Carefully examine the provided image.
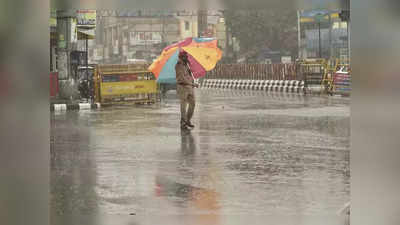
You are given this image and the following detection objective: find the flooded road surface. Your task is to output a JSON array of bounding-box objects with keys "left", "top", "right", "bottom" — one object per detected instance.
[{"left": 51, "top": 90, "right": 350, "bottom": 225}]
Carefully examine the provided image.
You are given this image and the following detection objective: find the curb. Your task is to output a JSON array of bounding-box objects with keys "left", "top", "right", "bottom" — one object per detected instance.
[
  {"left": 51, "top": 103, "right": 101, "bottom": 112},
  {"left": 201, "top": 79, "right": 305, "bottom": 93}
]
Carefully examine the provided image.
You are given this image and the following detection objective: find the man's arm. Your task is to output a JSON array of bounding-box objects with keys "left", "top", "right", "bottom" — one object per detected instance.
[{"left": 185, "top": 65, "right": 199, "bottom": 87}]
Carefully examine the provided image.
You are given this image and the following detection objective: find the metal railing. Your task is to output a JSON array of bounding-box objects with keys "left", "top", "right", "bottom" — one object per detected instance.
[{"left": 207, "top": 63, "right": 299, "bottom": 80}]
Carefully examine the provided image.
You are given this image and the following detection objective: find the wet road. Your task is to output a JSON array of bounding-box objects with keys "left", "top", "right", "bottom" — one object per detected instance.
[{"left": 51, "top": 89, "right": 350, "bottom": 225}]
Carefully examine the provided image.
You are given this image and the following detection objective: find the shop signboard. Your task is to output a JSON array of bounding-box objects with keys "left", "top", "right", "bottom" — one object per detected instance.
[{"left": 76, "top": 10, "right": 96, "bottom": 28}]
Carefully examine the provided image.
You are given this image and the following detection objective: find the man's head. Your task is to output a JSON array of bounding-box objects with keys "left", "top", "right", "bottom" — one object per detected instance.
[{"left": 179, "top": 51, "right": 189, "bottom": 64}]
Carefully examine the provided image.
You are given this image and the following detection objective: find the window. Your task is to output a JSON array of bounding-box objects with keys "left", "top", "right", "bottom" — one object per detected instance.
[{"left": 185, "top": 21, "right": 190, "bottom": 31}]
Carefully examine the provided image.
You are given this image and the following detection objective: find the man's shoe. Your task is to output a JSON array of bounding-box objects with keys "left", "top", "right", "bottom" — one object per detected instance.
[
  {"left": 186, "top": 121, "right": 195, "bottom": 128},
  {"left": 181, "top": 124, "right": 189, "bottom": 130}
]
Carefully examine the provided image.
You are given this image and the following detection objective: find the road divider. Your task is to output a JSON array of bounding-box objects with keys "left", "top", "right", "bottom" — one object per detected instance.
[{"left": 201, "top": 79, "right": 305, "bottom": 93}]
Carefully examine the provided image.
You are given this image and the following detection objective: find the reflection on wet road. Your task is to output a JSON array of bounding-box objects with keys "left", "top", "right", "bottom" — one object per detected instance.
[{"left": 51, "top": 89, "right": 350, "bottom": 225}]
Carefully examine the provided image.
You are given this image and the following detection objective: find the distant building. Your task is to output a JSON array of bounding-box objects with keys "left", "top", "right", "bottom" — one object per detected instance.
[{"left": 92, "top": 10, "right": 198, "bottom": 64}]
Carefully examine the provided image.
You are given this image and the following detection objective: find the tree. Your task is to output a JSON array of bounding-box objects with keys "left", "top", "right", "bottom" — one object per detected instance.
[{"left": 223, "top": 10, "right": 298, "bottom": 62}]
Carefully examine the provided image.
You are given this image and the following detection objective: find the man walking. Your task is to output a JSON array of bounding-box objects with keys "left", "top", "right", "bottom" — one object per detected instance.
[{"left": 175, "top": 51, "right": 198, "bottom": 130}]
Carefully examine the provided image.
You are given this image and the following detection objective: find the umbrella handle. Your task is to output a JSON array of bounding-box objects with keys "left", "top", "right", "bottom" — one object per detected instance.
[
  {"left": 186, "top": 64, "right": 198, "bottom": 87},
  {"left": 187, "top": 64, "right": 195, "bottom": 81},
  {"left": 190, "top": 70, "right": 195, "bottom": 81}
]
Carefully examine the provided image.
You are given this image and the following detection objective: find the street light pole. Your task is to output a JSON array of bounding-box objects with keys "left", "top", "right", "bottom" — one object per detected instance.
[
  {"left": 328, "top": 13, "right": 332, "bottom": 59},
  {"left": 314, "top": 12, "right": 325, "bottom": 59},
  {"left": 297, "top": 10, "right": 301, "bottom": 59},
  {"left": 86, "top": 35, "right": 88, "bottom": 80},
  {"left": 346, "top": 16, "right": 350, "bottom": 63},
  {"left": 318, "top": 21, "right": 321, "bottom": 58}
]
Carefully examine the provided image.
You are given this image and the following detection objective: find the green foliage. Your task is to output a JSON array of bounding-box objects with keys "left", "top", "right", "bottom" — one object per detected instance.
[{"left": 223, "top": 10, "right": 298, "bottom": 60}]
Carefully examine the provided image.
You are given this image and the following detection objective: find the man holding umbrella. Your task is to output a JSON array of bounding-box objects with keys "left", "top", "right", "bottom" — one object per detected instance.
[
  {"left": 175, "top": 51, "right": 199, "bottom": 130},
  {"left": 148, "top": 38, "right": 222, "bottom": 129}
]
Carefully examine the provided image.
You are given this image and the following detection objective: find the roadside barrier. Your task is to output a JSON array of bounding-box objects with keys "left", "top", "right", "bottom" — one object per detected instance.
[{"left": 51, "top": 103, "right": 101, "bottom": 112}]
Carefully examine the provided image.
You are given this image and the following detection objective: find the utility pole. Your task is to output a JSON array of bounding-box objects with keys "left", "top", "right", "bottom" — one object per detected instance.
[
  {"left": 314, "top": 13, "right": 326, "bottom": 59},
  {"left": 328, "top": 13, "right": 332, "bottom": 59},
  {"left": 297, "top": 10, "right": 301, "bottom": 59},
  {"left": 318, "top": 21, "right": 321, "bottom": 58},
  {"left": 348, "top": 21, "right": 350, "bottom": 63},
  {"left": 85, "top": 35, "right": 88, "bottom": 79}
]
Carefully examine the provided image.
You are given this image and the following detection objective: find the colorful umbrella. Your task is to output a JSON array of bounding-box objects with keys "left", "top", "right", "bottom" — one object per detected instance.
[{"left": 148, "top": 37, "right": 223, "bottom": 84}]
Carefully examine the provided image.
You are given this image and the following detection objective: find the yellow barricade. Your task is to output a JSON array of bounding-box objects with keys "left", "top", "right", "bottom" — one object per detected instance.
[
  {"left": 93, "top": 64, "right": 159, "bottom": 104},
  {"left": 100, "top": 80, "right": 157, "bottom": 97}
]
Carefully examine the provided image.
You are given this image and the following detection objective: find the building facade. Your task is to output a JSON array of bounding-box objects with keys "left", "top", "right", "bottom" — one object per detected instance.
[{"left": 92, "top": 10, "right": 198, "bottom": 64}]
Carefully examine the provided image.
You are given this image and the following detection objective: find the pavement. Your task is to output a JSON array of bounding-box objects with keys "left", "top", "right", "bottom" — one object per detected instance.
[{"left": 50, "top": 89, "right": 350, "bottom": 225}]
